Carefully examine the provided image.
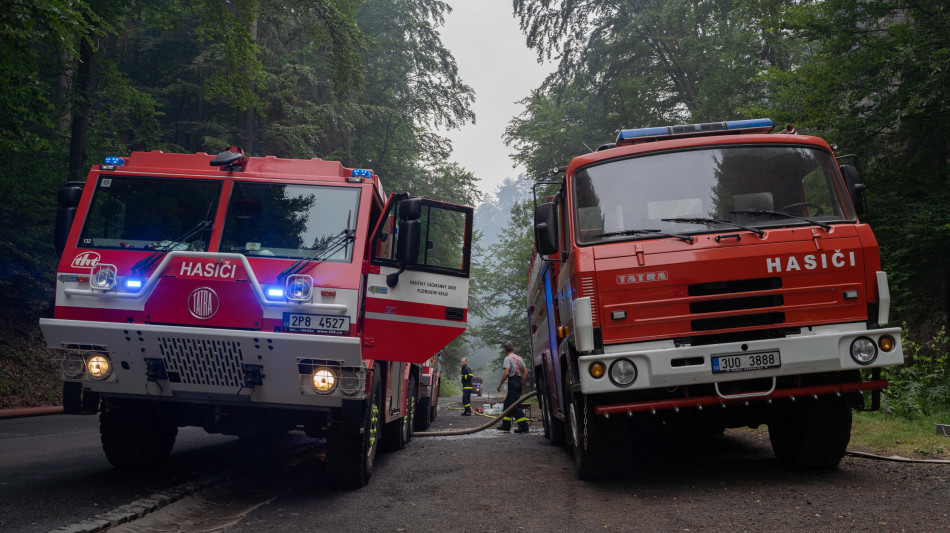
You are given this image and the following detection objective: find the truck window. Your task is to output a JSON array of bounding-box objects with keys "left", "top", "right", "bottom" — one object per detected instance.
[
  {"left": 79, "top": 176, "right": 221, "bottom": 251},
  {"left": 573, "top": 145, "right": 854, "bottom": 245},
  {"left": 220, "top": 182, "right": 360, "bottom": 260},
  {"left": 372, "top": 199, "right": 472, "bottom": 277}
]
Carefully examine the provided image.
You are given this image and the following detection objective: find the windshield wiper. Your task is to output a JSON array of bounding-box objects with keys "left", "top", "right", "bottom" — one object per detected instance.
[
  {"left": 661, "top": 217, "right": 764, "bottom": 237},
  {"left": 132, "top": 220, "right": 213, "bottom": 274},
  {"left": 596, "top": 228, "right": 694, "bottom": 244},
  {"left": 278, "top": 227, "right": 356, "bottom": 281},
  {"left": 728, "top": 209, "right": 831, "bottom": 231}
]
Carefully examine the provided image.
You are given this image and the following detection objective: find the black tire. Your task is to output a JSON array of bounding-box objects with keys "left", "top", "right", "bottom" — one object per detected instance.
[
  {"left": 382, "top": 374, "right": 415, "bottom": 451},
  {"left": 414, "top": 397, "right": 431, "bottom": 431},
  {"left": 768, "top": 395, "right": 852, "bottom": 470},
  {"left": 566, "top": 387, "right": 632, "bottom": 481},
  {"left": 327, "top": 364, "right": 382, "bottom": 489},
  {"left": 100, "top": 403, "right": 177, "bottom": 470}
]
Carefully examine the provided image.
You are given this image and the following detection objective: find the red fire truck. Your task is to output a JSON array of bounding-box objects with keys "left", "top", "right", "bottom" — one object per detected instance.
[
  {"left": 40, "top": 147, "right": 472, "bottom": 488},
  {"left": 527, "top": 119, "right": 903, "bottom": 480}
]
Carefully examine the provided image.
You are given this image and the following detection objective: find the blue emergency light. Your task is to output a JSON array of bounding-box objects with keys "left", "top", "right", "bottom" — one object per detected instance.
[
  {"left": 264, "top": 286, "right": 286, "bottom": 301},
  {"left": 124, "top": 278, "right": 144, "bottom": 292},
  {"left": 104, "top": 157, "right": 126, "bottom": 166},
  {"left": 352, "top": 169, "right": 372, "bottom": 178},
  {"left": 616, "top": 118, "right": 775, "bottom": 145}
]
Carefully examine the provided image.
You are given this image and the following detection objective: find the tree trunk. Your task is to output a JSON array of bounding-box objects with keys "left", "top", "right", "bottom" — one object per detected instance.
[
  {"left": 243, "top": 17, "right": 258, "bottom": 154},
  {"left": 67, "top": 37, "right": 95, "bottom": 181}
]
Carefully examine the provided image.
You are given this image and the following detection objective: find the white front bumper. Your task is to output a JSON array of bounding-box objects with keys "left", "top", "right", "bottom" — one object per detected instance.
[
  {"left": 578, "top": 323, "right": 903, "bottom": 394},
  {"left": 40, "top": 318, "right": 366, "bottom": 407}
]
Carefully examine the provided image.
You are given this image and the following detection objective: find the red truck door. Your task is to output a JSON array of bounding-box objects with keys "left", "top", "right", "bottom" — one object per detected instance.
[{"left": 361, "top": 195, "right": 473, "bottom": 363}]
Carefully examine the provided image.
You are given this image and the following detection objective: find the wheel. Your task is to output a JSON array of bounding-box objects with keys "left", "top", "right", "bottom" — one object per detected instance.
[
  {"left": 538, "top": 375, "right": 565, "bottom": 445},
  {"left": 768, "top": 395, "right": 852, "bottom": 470},
  {"left": 100, "top": 402, "right": 177, "bottom": 470},
  {"left": 327, "top": 364, "right": 382, "bottom": 488},
  {"left": 566, "top": 387, "right": 632, "bottom": 480},
  {"left": 382, "top": 374, "right": 415, "bottom": 451},
  {"left": 780, "top": 202, "right": 824, "bottom": 216},
  {"left": 414, "top": 397, "right": 431, "bottom": 431}
]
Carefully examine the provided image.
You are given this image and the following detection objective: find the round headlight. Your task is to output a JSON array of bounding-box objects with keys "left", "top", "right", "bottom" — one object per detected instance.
[
  {"left": 312, "top": 368, "right": 337, "bottom": 394},
  {"left": 339, "top": 372, "right": 363, "bottom": 396},
  {"left": 86, "top": 354, "right": 112, "bottom": 379},
  {"left": 62, "top": 353, "right": 85, "bottom": 379},
  {"left": 850, "top": 337, "right": 878, "bottom": 365},
  {"left": 588, "top": 362, "right": 606, "bottom": 379},
  {"left": 609, "top": 358, "right": 638, "bottom": 387}
]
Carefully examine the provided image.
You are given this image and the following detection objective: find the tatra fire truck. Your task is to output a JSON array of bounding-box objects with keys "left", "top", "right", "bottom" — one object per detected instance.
[
  {"left": 527, "top": 119, "right": 903, "bottom": 480},
  {"left": 40, "top": 147, "right": 472, "bottom": 488}
]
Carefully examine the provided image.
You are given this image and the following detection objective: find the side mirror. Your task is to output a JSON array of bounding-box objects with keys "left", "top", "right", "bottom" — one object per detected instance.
[
  {"left": 54, "top": 181, "right": 84, "bottom": 255},
  {"left": 399, "top": 197, "right": 422, "bottom": 221},
  {"left": 840, "top": 165, "right": 866, "bottom": 217},
  {"left": 534, "top": 202, "right": 558, "bottom": 256},
  {"left": 388, "top": 197, "right": 423, "bottom": 287}
]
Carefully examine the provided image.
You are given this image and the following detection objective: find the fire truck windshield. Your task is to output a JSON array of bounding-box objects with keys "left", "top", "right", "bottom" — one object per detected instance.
[
  {"left": 573, "top": 145, "right": 854, "bottom": 244},
  {"left": 79, "top": 175, "right": 221, "bottom": 251},
  {"left": 220, "top": 182, "right": 359, "bottom": 261}
]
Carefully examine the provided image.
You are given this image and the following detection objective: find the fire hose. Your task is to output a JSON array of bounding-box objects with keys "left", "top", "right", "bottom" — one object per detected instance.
[
  {"left": 414, "top": 390, "right": 950, "bottom": 464},
  {"left": 415, "top": 390, "right": 537, "bottom": 437}
]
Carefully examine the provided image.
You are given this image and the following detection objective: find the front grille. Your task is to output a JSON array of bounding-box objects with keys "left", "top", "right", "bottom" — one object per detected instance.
[
  {"left": 580, "top": 276, "right": 598, "bottom": 323},
  {"left": 157, "top": 337, "right": 246, "bottom": 387},
  {"left": 688, "top": 277, "right": 781, "bottom": 296},
  {"left": 692, "top": 311, "right": 785, "bottom": 332},
  {"left": 690, "top": 294, "right": 783, "bottom": 314}
]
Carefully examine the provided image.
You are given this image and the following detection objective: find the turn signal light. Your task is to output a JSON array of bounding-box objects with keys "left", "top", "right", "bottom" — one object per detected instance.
[
  {"left": 589, "top": 362, "right": 606, "bottom": 379},
  {"left": 879, "top": 335, "right": 895, "bottom": 352}
]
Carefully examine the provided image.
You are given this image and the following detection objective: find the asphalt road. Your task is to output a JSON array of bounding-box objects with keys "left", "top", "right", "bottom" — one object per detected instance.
[{"left": 2, "top": 395, "right": 949, "bottom": 532}]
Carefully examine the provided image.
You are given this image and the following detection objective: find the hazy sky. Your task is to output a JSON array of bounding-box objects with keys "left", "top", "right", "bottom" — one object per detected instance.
[{"left": 437, "top": 0, "right": 554, "bottom": 196}]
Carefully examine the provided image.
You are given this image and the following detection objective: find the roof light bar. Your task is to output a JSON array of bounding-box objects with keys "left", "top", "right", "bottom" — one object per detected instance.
[
  {"left": 352, "top": 169, "right": 372, "bottom": 178},
  {"left": 616, "top": 119, "right": 775, "bottom": 145},
  {"left": 104, "top": 157, "right": 125, "bottom": 166}
]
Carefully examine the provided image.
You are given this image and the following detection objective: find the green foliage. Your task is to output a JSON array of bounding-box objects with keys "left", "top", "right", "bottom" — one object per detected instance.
[{"left": 883, "top": 326, "right": 950, "bottom": 418}]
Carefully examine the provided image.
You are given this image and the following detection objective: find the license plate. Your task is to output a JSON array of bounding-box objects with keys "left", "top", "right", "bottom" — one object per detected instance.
[
  {"left": 711, "top": 351, "right": 781, "bottom": 373},
  {"left": 283, "top": 313, "right": 350, "bottom": 335}
]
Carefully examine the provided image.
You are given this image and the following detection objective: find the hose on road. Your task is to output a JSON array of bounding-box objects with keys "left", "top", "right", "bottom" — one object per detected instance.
[
  {"left": 415, "top": 391, "right": 950, "bottom": 464},
  {"left": 415, "top": 390, "right": 537, "bottom": 437}
]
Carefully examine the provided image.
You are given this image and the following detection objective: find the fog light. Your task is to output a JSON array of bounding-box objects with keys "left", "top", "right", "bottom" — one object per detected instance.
[
  {"left": 86, "top": 354, "right": 112, "bottom": 379},
  {"left": 850, "top": 337, "right": 878, "bottom": 365},
  {"left": 609, "top": 358, "right": 638, "bottom": 387},
  {"left": 589, "top": 362, "right": 606, "bottom": 379},
  {"left": 339, "top": 372, "right": 363, "bottom": 396},
  {"left": 312, "top": 367, "right": 337, "bottom": 394},
  {"left": 62, "top": 352, "right": 85, "bottom": 379},
  {"left": 878, "top": 334, "right": 895, "bottom": 352}
]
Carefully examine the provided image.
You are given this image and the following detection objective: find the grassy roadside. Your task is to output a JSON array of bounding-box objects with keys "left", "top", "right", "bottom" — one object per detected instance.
[{"left": 741, "top": 410, "right": 950, "bottom": 460}]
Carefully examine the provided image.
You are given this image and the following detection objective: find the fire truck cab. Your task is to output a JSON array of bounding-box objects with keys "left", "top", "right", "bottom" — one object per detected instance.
[
  {"left": 528, "top": 119, "right": 903, "bottom": 480},
  {"left": 40, "top": 147, "right": 473, "bottom": 488}
]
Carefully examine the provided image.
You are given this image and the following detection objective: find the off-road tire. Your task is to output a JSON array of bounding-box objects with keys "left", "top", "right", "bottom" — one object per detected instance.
[
  {"left": 414, "top": 397, "right": 431, "bottom": 431},
  {"left": 100, "top": 403, "right": 177, "bottom": 470},
  {"left": 538, "top": 375, "right": 565, "bottom": 445},
  {"left": 327, "top": 364, "right": 381, "bottom": 489},
  {"left": 567, "top": 387, "right": 632, "bottom": 480},
  {"left": 768, "top": 395, "right": 852, "bottom": 470}
]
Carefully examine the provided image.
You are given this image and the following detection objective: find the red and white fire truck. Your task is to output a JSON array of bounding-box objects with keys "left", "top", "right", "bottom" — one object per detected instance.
[
  {"left": 527, "top": 119, "right": 903, "bottom": 480},
  {"left": 40, "top": 147, "right": 472, "bottom": 488}
]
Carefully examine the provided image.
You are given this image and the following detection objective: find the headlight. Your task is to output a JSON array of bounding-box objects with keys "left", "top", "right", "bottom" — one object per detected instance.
[
  {"left": 850, "top": 337, "right": 878, "bottom": 365},
  {"left": 609, "top": 358, "right": 638, "bottom": 387},
  {"left": 287, "top": 275, "right": 313, "bottom": 301},
  {"left": 61, "top": 352, "right": 85, "bottom": 379},
  {"left": 588, "top": 362, "right": 606, "bottom": 379},
  {"left": 90, "top": 264, "right": 117, "bottom": 290},
  {"left": 86, "top": 354, "right": 112, "bottom": 379},
  {"left": 312, "top": 367, "right": 337, "bottom": 394}
]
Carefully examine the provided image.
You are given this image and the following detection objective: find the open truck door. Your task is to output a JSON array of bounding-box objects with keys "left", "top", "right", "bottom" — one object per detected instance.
[{"left": 362, "top": 194, "right": 473, "bottom": 363}]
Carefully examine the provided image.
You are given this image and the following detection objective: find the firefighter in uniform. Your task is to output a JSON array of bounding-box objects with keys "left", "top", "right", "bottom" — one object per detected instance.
[
  {"left": 496, "top": 342, "right": 529, "bottom": 433},
  {"left": 460, "top": 357, "right": 473, "bottom": 416}
]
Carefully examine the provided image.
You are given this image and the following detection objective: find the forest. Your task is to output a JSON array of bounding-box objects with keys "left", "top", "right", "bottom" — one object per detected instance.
[{"left": 1, "top": 0, "right": 947, "bottom": 416}]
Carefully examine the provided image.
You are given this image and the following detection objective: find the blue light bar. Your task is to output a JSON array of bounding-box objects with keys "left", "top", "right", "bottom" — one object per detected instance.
[
  {"left": 352, "top": 169, "right": 372, "bottom": 178},
  {"left": 616, "top": 119, "right": 775, "bottom": 145},
  {"left": 265, "top": 286, "right": 285, "bottom": 301},
  {"left": 104, "top": 157, "right": 126, "bottom": 166},
  {"left": 124, "top": 278, "right": 144, "bottom": 292}
]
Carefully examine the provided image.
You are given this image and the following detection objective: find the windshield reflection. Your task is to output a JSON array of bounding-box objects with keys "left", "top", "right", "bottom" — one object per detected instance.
[
  {"left": 573, "top": 145, "right": 853, "bottom": 244},
  {"left": 220, "top": 182, "right": 359, "bottom": 261}
]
